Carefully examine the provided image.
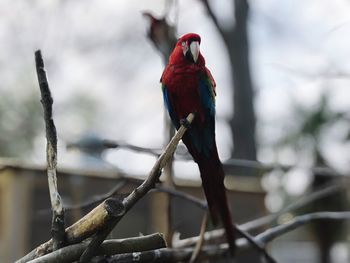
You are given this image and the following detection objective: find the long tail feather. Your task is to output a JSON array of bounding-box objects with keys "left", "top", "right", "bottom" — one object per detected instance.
[{"left": 197, "top": 148, "right": 236, "bottom": 255}]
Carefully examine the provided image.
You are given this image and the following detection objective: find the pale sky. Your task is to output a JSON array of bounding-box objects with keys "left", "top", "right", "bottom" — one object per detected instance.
[{"left": 1, "top": 0, "right": 349, "bottom": 180}]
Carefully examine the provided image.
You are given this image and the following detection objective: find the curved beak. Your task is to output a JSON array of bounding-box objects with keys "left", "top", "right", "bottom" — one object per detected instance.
[{"left": 190, "top": 41, "right": 200, "bottom": 63}]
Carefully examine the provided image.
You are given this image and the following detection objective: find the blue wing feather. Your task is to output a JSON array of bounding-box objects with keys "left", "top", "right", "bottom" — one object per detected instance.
[
  {"left": 162, "top": 73, "right": 216, "bottom": 158},
  {"left": 162, "top": 84, "right": 180, "bottom": 129},
  {"left": 188, "top": 74, "right": 216, "bottom": 157}
]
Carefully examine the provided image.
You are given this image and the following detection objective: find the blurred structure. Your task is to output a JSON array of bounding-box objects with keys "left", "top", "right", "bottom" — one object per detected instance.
[
  {"left": 143, "top": 12, "right": 177, "bottom": 64},
  {"left": 66, "top": 133, "right": 118, "bottom": 165},
  {"left": 0, "top": 158, "right": 265, "bottom": 263},
  {"left": 201, "top": 0, "right": 257, "bottom": 160},
  {"left": 0, "top": 89, "right": 41, "bottom": 157}
]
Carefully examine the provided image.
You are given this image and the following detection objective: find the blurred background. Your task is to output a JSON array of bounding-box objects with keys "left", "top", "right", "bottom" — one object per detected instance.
[{"left": 0, "top": 0, "right": 350, "bottom": 262}]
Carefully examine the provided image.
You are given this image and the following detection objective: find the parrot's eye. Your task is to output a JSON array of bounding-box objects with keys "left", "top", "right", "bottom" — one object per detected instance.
[{"left": 181, "top": 41, "right": 186, "bottom": 46}]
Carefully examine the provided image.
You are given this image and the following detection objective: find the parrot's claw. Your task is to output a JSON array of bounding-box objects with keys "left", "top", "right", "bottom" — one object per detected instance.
[{"left": 180, "top": 118, "right": 191, "bottom": 129}]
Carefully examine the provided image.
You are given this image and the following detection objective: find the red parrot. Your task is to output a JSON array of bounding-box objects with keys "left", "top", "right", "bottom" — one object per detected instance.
[{"left": 160, "top": 33, "right": 235, "bottom": 254}]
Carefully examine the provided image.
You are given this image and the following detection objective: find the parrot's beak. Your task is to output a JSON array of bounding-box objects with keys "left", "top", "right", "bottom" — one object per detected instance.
[{"left": 190, "top": 41, "right": 200, "bottom": 63}]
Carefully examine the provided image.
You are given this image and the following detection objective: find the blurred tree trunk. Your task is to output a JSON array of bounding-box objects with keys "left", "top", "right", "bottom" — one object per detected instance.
[
  {"left": 143, "top": 13, "right": 177, "bottom": 245},
  {"left": 203, "top": 0, "right": 257, "bottom": 160},
  {"left": 230, "top": 0, "right": 256, "bottom": 160},
  {"left": 311, "top": 153, "right": 347, "bottom": 263}
]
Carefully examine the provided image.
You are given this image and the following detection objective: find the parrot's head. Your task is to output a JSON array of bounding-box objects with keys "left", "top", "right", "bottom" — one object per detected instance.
[{"left": 176, "top": 33, "right": 201, "bottom": 64}]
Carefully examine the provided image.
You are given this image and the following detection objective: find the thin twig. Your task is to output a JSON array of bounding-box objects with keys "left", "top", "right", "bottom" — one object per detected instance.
[
  {"left": 78, "top": 113, "right": 195, "bottom": 262},
  {"left": 38, "top": 180, "right": 205, "bottom": 216},
  {"left": 240, "top": 182, "right": 344, "bottom": 232},
  {"left": 223, "top": 158, "right": 344, "bottom": 178},
  {"left": 234, "top": 225, "right": 276, "bottom": 263},
  {"left": 35, "top": 50, "right": 65, "bottom": 251},
  {"left": 155, "top": 185, "right": 207, "bottom": 210},
  {"left": 174, "top": 182, "right": 344, "bottom": 248},
  {"left": 63, "top": 180, "right": 127, "bottom": 211},
  {"left": 102, "top": 139, "right": 162, "bottom": 156},
  {"left": 256, "top": 211, "right": 350, "bottom": 244},
  {"left": 189, "top": 212, "right": 208, "bottom": 263}
]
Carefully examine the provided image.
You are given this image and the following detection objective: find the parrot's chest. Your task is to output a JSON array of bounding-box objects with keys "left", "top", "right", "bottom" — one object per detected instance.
[{"left": 167, "top": 73, "right": 205, "bottom": 121}]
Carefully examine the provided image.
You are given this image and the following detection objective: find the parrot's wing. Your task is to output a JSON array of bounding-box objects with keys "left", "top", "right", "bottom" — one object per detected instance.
[
  {"left": 185, "top": 72, "right": 216, "bottom": 157},
  {"left": 162, "top": 84, "right": 180, "bottom": 129},
  {"left": 199, "top": 72, "right": 216, "bottom": 119}
]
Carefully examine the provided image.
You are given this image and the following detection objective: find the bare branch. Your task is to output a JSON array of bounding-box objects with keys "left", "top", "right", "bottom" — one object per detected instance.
[
  {"left": 234, "top": 225, "right": 276, "bottom": 263},
  {"left": 240, "top": 182, "right": 344, "bottom": 232},
  {"left": 28, "top": 233, "right": 166, "bottom": 263},
  {"left": 92, "top": 244, "right": 229, "bottom": 263},
  {"left": 155, "top": 185, "right": 207, "bottom": 210},
  {"left": 35, "top": 50, "right": 65, "bottom": 251},
  {"left": 102, "top": 139, "right": 162, "bottom": 156},
  {"left": 223, "top": 158, "right": 344, "bottom": 178},
  {"left": 18, "top": 113, "right": 195, "bottom": 263},
  {"left": 256, "top": 211, "right": 350, "bottom": 244},
  {"left": 174, "top": 182, "right": 344, "bottom": 248},
  {"left": 79, "top": 113, "right": 195, "bottom": 262},
  {"left": 92, "top": 211, "right": 350, "bottom": 263},
  {"left": 39, "top": 179, "right": 205, "bottom": 215},
  {"left": 189, "top": 212, "right": 208, "bottom": 263},
  {"left": 200, "top": 0, "right": 228, "bottom": 40},
  {"left": 64, "top": 180, "right": 127, "bottom": 211}
]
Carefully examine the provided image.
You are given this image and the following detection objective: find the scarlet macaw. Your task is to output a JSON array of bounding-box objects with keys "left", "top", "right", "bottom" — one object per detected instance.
[{"left": 161, "top": 33, "right": 235, "bottom": 254}]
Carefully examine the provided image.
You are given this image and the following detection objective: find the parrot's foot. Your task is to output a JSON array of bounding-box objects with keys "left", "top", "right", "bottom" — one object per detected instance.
[{"left": 180, "top": 118, "right": 191, "bottom": 129}]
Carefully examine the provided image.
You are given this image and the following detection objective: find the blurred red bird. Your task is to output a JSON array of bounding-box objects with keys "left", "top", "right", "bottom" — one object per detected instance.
[{"left": 161, "top": 33, "right": 235, "bottom": 254}]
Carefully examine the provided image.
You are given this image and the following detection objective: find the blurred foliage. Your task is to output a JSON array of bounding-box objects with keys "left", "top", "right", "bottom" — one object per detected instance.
[
  {"left": 0, "top": 88, "right": 99, "bottom": 158},
  {"left": 58, "top": 91, "right": 100, "bottom": 129},
  {"left": 277, "top": 92, "right": 348, "bottom": 164},
  {"left": 0, "top": 88, "right": 42, "bottom": 157},
  {"left": 277, "top": 92, "right": 349, "bottom": 263}
]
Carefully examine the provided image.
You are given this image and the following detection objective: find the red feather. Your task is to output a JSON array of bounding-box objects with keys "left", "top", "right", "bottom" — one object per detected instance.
[{"left": 161, "top": 33, "right": 235, "bottom": 255}]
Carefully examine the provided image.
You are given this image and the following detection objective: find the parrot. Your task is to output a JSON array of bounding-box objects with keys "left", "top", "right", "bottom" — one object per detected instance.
[{"left": 160, "top": 33, "right": 235, "bottom": 254}]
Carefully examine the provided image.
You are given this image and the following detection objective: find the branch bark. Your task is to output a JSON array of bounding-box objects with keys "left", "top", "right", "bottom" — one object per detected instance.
[
  {"left": 256, "top": 211, "right": 350, "bottom": 245},
  {"left": 91, "top": 245, "right": 228, "bottom": 263},
  {"left": 89, "top": 211, "right": 350, "bottom": 263},
  {"left": 79, "top": 113, "right": 195, "bottom": 262},
  {"left": 17, "top": 113, "right": 195, "bottom": 263},
  {"left": 189, "top": 212, "right": 208, "bottom": 263},
  {"left": 28, "top": 233, "right": 166, "bottom": 263},
  {"left": 174, "top": 182, "right": 344, "bottom": 248},
  {"left": 35, "top": 50, "right": 65, "bottom": 251}
]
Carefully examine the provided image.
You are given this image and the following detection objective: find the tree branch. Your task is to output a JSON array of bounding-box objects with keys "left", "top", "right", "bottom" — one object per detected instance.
[
  {"left": 240, "top": 182, "right": 344, "bottom": 232},
  {"left": 102, "top": 139, "right": 162, "bottom": 156},
  {"left": 63, "top": 180, "right": 127, "bottom": 211},
  {"left": 17, "top": 113, "right": 195, "bottom": 263},
  {"left": 256, "top": 211, "right": 350, "bottom": 244},
  {"left": 91, "top": 244, "right": 229, "bottom": 263},
  {"left": 234, "top": 225, "right": 276, "bottom": 263},
  {"left": 174, "top": 182, "right": 344, "bottom": 248},
  {"left": 38, "top": 179, "right": 205, "bottom": 215},
  {"left": 89, "top": 211, "right": 350, "bottom": 263},
  {"left": 35, "top": 50, "right": 65, "bottom": 251},
  {"left": 189, "top": 212, "right": 208, "bottom": 263},
  {"left": 79, "top": 113, "right": 195, "bottom": 262},
  {"left": 155, "top": 185, "right": 207, "bottom": 210},
  {"left": 28, "top": 233, "right": 166, "bottom": 263}
]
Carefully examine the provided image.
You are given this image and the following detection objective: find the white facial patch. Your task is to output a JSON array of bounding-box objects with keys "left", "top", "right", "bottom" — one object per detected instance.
[{"left": 182, "top": 41, "right": 188, "bottom": 56}]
